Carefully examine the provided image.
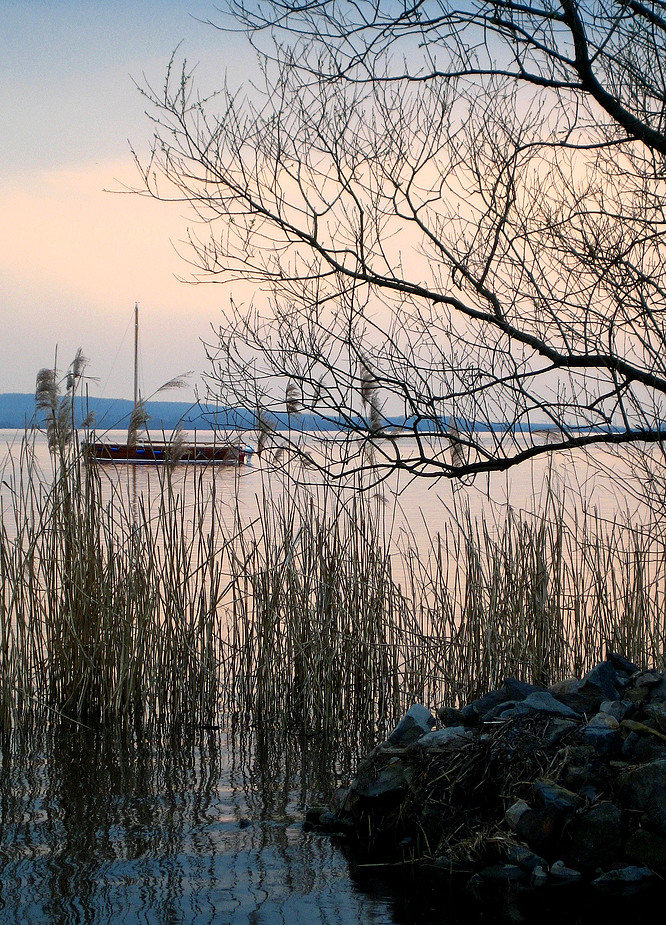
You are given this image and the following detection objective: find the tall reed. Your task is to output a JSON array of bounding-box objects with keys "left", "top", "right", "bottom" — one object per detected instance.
[
  {"left": 2, "top": 428, "right": 666, "bottom": 739},
  {"left": 0, "top": 433, "right": 225, "bottom": 728},
  {"left": 218, "top": 469, "right": 666, "bottom": 733}
]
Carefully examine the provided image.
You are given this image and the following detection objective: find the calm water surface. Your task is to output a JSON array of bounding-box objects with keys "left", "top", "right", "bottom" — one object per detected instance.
[
  {"left": 0, "top": 724, "right": 648, "bottom": 925},
  {"left": 0, "top": 430, "right": 655, "bottom": 923}
]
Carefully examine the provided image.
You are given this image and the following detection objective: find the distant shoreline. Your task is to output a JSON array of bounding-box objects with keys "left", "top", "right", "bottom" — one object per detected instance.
[{"left": 0, "top": 392, "right": 580, "bottom": 436}]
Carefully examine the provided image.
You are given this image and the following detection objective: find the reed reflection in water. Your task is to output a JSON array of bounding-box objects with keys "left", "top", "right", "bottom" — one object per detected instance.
[{"left": 0, "top": 722, "right": 392, "bottom": 924}]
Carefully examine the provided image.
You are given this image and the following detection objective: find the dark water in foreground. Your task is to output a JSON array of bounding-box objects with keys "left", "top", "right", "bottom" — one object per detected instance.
[{"left": 0, "top": 723, "right": 657, "bottom": 924}]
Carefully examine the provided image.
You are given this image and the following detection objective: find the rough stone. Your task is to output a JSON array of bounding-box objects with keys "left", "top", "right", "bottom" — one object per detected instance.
[
  {"left": 644, "top": 703, "right": 666, "bottom": 734},
  {"left": 627, "top": 685, "right": 650, "bottom": 706},
  {"left": 352, "top": 756, "right": 412, "bottom": 799},
  {"left": 387, "top": 704, "right": 435, "bottom": 746},
  {"left": 534, "top": 779, "right": 581, "bottom": 814},
  {"left": 515, "top": 807, "right": 562, "bottom": 855},
  {"left": 462, "top": 689, "right": 509, "bottom": 720},
  {"left": 592, "top": 866, "right": 655, "bottom": 892},
  {"left": 625, "top": 828, "right": 666, "bottom": 873},
  {"left": 416, "top": 726, "right": 472, "bottom": 748},
  {"left": 648, "top": 677, "right": 666, "bottom": 703},
  {"left": 541, "top": 718, "right": 578, "bottom": 748},
  {"left": 588, "top": 712, "right": 620, "bottom": 729},
  {"left": 582, "top": 661, "right": 623, "bottom": 699},
  {"left": 503, "top": 843, "right": 546, "bottom": 872},
  {"left": 635, "top": 670, "right": 661, "bottom": 689},
  {"left": 431, "top": 855, "right": 475, "bottom": 876},
  {"left": 531, "top": 865, "right": 549, "bottom": 887},
  {"left": 484, "top": 691, "right": 582, "bottom": 722},
  {"left": 549, "top": 677, "right": 579, "bottom": 695},
  {"left": 482, "top": 699, "right": 521, "bottom": 721},
  {"left": 503, "top": 678, "right": 546, "bottom": 701},
  {"left": 581, "top": 724, "right": 621, "bottom": 756},
  {"left": 437, "top": 706, "right": 468, "bottom": 727},
  {"left": 549, "top": 860, "right": 582, "bottom": 882},
  {"left": 622, "top": 731, "right": 666, "bottom": 763},
  {"left": 478, "top": 864, "right": 527, "bottom": 882},
  {"left": 551, "top": 681, "right": 609, "bottom": 716},
  {"left": 560, "top": 802, "right": 622, "bottom": 872},
  {"left": 617, "top": 759, "right": 666, "bottom": 813},
  {"left": 518, "top": 691, "right": 581, "bottom": 718},
  {"left": 505, "top": 799, "right": 531, "bottom": 831},
  {"left": 599, "top": 699, "right": 633, "bottom": 722},
  {"left": 606, "top": 651, "right": 641, "bottom": 677}
]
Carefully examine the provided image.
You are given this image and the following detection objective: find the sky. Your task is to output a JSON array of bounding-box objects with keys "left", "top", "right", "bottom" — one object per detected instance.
[{"left": 0, "top": 0, "right": 258, "bottom": 405}]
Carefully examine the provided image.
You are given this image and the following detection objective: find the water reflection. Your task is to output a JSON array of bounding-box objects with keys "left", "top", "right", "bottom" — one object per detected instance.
[{"left": 0, "top": 721, "right": 392, "bottom": 924}]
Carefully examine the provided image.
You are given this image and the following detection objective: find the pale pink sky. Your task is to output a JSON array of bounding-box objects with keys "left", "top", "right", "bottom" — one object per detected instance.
[{"left": 0, "top": 1, "right": 257, "bottom": 402}]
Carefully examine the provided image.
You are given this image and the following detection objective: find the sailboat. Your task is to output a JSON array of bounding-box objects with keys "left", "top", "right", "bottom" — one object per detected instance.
[{"left": 85, "top": 304, "right": 247, "bottom": 465}]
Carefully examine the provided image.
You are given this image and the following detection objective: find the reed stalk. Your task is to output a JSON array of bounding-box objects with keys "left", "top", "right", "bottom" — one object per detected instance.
[{"left": 2, "top": 424, "right": 666, "bottom": 740}]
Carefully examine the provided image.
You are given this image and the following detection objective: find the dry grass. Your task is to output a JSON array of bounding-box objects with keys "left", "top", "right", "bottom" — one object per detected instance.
[
  {"left": 1, "top": 427, "right": 665, "bottom": 739},
  {"left": 0, "top": 433, "right": 224, "bottom": 728}
]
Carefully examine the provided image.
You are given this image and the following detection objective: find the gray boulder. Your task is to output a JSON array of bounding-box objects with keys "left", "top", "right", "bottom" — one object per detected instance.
[
  {"left": 560, "top": 802, "right": 623, "bottom": 872},
  {"left": 351, "top": 755, "right": 412, "bottom": 799},
  {"left": 625, "top": 828, "right": 666, "bottom": 874},
  {"left": 606, "top": 651, "right": 640, "bottom": 676},
  {"left": 503, "top": 678, "right": 546, "bottom": 700},
  {"left": 550, "top": 860, "right": 582, "bottom": 882},
  {"left": 534, "top": 779, "right": 581, "bottom": 814},
  {"left": 592, "top": 866, "right": 654, "bottom": 893},
  {"left": 416, "top": 726, "right": 472, "bottom": 748},
  {"left": 617, "top": 759, "right": 666, "bottom": 832},
  {"left": 387, "top": 704, "right": 435, "bottom": 746}
]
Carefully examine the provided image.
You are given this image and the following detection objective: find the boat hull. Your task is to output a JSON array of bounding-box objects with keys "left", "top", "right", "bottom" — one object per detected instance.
[{"left": 84, "top": 442, "right": 246, "bottom": 465}]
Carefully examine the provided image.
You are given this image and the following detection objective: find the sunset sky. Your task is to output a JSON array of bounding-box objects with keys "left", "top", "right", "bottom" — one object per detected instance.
[{"left": 1, "top": 1, "right": 257, "bottom": 405}]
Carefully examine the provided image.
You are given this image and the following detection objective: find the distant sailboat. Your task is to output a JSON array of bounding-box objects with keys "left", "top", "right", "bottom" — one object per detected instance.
[{"left": 85, "top": 303, "right": 247, "bottom": 465}]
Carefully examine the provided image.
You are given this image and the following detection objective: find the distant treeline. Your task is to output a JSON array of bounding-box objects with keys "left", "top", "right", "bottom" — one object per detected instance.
[
  {"left": 1, "top": 392, "right": 572, "bottom": 435},
  {"left": 0, "top": 393, "right": 251, "bottom": 432},
  {"left": 0, "top": 393, "right": 355, "bottom": 433}
]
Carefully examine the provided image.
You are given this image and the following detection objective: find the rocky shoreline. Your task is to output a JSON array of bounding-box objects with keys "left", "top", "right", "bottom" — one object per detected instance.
[{"left": 307, "top": 653, "right": 666, "bottom": 893}]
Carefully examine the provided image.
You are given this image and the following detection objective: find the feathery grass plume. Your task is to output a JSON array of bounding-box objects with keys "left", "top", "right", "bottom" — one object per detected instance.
[
  {"left": 447, "top": 419, "right": 466, "bottom": 469},
  {"left": 128, "top": 372, "right": 191, "bottom": 447},
  {"left": 359, "top": 361, "right": 377, "bottom": 409},
  {"left": 66, "top": 348, "right": 88, "bottom": 392},
  {"left": 360, "top": 359, "right": 382, "bottom": 437},
  {"left": 165, "top": 423, "right": 187, "bottom": 465},
  {"left": 35, "top": 350, "right": 88, "bottom": 455},
  {"left": 35, "top": 367, "right": 58, "bottom": 408},
  {"left": 256, "top": 406, "right": 276, "bottom": 457},
  {"left": 285, "top": 379, "right": 301, "bottom": 415},
  {"left": 155, "top": 373, "right": 193, "bottom": 393},
  {"left": 127, "top": 398, "right": 149, "bottom": 448}
]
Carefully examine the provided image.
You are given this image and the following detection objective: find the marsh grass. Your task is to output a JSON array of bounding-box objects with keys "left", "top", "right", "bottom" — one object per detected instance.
[
  {"left": 218, "top": 467, "right": 666, "bottom": 741},
  {"left": 1, "top": 430, "right": 665, "bottom": 739},
  {"left": 0, "top": 433, "right": 224, "bottom": 728}
]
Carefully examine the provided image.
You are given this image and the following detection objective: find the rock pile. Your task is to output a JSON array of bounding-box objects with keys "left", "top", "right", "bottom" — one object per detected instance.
[{"left": 308, "top": 653, "right": 666, "bottom": 892}]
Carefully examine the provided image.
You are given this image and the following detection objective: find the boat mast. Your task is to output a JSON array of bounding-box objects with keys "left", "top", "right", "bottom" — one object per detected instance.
[{"left": 133, "top": 301, "right": 139, "bottom": 414}]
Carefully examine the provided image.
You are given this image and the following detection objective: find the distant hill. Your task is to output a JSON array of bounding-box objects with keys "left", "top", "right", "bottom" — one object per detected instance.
[
  {"left": 0, "top": 393, "right": 347, "bottom": 433},
  {"left": 0, "top": 393, "right": 236, "bottom": 432},
  {"left": 1, "top": 392, "right": 568, "bottom": 435}
]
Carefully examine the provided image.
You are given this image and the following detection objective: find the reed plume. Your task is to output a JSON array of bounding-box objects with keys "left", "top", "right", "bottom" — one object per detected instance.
[
  {"left": 165, "top": 423, "right": 187, "bottom": 464},
  {"left": 285, "top": 379, "right": 301, "bottom": 415},
  {"left": 35, "top": 350, "right": 88, "bottom": 456},
  {"left": 360, "top": 360, "right": 382, "bottom": 434},
  {"left": 256, "top": 406, "right": 276, "bottom": 457},
  {"left": 127, "top": 398, "right": 149, "bottom": 448}
]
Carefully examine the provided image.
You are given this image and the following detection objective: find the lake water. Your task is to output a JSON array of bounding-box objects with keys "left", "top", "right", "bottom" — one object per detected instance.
[{"left": 0, "top": 429, "right": 658, "bottom": 923}]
